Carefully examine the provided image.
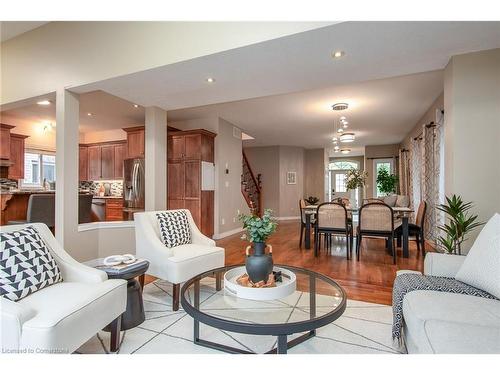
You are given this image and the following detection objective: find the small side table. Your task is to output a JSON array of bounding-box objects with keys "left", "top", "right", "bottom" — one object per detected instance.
[{"left": 85, "top": 258, "right": 149, "bottom": 331}]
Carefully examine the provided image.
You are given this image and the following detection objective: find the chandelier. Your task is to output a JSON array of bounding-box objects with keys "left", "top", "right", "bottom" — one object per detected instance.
[{"left": 331, "top": 103, "right": 355, "bottom": 153}]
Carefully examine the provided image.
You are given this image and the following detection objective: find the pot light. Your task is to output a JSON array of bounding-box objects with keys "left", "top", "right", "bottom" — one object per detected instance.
[
  {"left": 340, "top": 149, "right": 351, "bottom": 154},
  {"left": 37, "top": 100, "right": 51, "bottom": 106},
  {"left": 332, "top": 51, "right": 345, "bottom": 59},
  {"left": 133, "top": 104, "right": 139, "bottom": 108},
  {"left": 206, "top": 77, "right": 215, "bottom": 83},
  {"left": 340, "top": 132, "right": 355, "bottom": 143},
  {"left": 87, "top": 112, "right": 93, "bottom": 117}
]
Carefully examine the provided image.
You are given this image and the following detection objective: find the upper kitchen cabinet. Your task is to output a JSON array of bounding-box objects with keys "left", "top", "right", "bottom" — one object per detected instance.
[
  {"left": 81, "top": 141, "right": 126, "bottom": 181},
  {"left": 123, "top": 126, "right": 145, "bottom": 158},
  {"left": 167, "top": 130, "right": 215, "bottom": 162},
  {"left": 0, "top": 124, "right": 15, "bottom": 160},
  {"left": 79, "top": 145, "right": 88, "bottom": 181},
  {"left": 8, "top": 134, "right": 29, "bottom": 180}
]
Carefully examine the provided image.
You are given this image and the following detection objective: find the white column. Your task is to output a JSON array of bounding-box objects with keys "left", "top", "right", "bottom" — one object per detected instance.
[
  {"left": 55, "top": 89, "right": 80, "bottom": 247},
  {"left": 144, "top": 106, "right": 167, "bottom": 211}
]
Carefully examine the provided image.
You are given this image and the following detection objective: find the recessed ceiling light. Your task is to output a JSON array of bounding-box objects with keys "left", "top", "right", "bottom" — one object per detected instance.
[
  {"left": 133, "top": 104, "right": 139, "bottom": 108},
  {"left": 206, "top": 77, "right": 215, "bottom": 83},
  {"left": 332, "top": 51, "right": 345, "bottom": 59},
  {"left": 340, "top": 149, "right": 351, "bottom": 154},
  {"left": 87, "top": 112, "right": 93, "bottom": 117},
  {"left": 37, "top": 100, "right": 51, "bottom": 106}
]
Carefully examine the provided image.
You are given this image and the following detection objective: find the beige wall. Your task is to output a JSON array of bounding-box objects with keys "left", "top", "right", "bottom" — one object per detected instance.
[
  {"left": 364, "top": 144, "right": 400, "bottom": 198},
  {"left": 80, "top": 129, "right": 126, "bottom": 144},
  {"left": 1, "top": 22, "right": 329, "bottom": 105},
  {"left": 279, "top": 146, "right": 304, "bottom": 218},
  {"left": 444, "top": 48, "right": 500, "bottom": 250},
  {"left": 400, "top": 93, "right": 444, "bottom": 151},
  {"left": 0, "top": 114, "right": 56, "bottom": 151},
  {"left": 304, "top": 149, "right": 327, "bottom": 201}
]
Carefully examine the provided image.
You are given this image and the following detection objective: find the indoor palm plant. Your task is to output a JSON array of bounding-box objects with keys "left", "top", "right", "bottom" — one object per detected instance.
[
  {"left": 376, "top": 166, "right": 398, "bottom": 196},
  {"left": 437, "top": 194, "right": 484, "bottom": 255},
  {"left": 238, "top": 209, "right": 278, "bottom": 283}
]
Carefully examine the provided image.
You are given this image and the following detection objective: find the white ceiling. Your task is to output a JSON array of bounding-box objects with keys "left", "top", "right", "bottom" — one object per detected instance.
[
  {"left": 0, "top": 91, "right": 144, "bottom": 133},
  {"left": 168, "top": 70, "right": 444, "bottom": 155},
  {"left": 0, "top": 21, "right": 48, "bottom": 42}
]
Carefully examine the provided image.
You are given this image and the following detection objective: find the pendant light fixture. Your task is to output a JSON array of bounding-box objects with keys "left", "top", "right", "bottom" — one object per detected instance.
[{"left": 332, "top": 103, "right": 356, "bottom": 151}]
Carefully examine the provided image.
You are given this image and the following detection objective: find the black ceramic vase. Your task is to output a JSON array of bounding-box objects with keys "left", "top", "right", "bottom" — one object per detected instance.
[{"left": 245, "top": 242, "right": 273, "bottom": 283}]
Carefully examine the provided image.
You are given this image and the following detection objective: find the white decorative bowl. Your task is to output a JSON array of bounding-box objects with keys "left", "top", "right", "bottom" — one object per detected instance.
[{"left": 224, "top": 266, "right": 296, "bottom": 301}]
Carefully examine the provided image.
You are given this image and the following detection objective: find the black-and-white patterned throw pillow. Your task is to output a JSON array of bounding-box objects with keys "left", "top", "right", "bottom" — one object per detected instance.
[
  {"left": 1, "top": 226, "right": 63, "bottom": 302},
  {"left": 156, "top": 210, "right": 192, "bottom": 248}
]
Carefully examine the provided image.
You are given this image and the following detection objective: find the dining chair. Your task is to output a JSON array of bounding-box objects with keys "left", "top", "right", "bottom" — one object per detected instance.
[
  {"left": 78, "top": 193, "right": 94, "bottom": 224},
  {"left": 7, "top": 194, "right": 55, "bottom": 231},
  {"left": 395, "top": 201, "right": 427, "bottom": 255},
  {"left": 314, "top": 202, "right": 352, "bottom": 259},
  {"left": 299, "top": 199, "right": 316, "bottom": 248},
  {"left": 356, "top": 202, "right": 396, "bottom": 264}
]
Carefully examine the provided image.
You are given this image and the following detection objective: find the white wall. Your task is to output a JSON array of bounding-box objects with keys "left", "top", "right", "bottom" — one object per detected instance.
[
  {"left": 444, "top": 48, "right": 500, "bottom": 250},
  {"left": 1, "top": 22, "right": 329, "bottom": 105}
]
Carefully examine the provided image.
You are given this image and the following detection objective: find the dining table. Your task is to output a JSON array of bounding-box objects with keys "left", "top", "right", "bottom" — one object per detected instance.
[{"left": 302, "top": 205, "right": 414, "bottom": 258}]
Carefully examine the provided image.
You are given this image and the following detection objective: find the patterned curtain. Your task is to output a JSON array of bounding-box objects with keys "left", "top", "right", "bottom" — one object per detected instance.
[
  {"left": 398, "top": 148, "right": 411, "bottom": 197},
  {"left": 410, "top": 137, "right": 422, "bottom": 211},
  {"left": 421, "top": 123, "right": 443, "bottom": 242}
]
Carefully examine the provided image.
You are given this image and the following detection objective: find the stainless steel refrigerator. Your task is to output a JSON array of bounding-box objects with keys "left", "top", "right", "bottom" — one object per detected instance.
[{"left": 123, "top": 158, "right": 145, "bottom": 220}]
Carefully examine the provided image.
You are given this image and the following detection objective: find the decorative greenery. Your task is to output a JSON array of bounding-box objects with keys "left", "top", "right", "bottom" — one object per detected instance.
[
  {"left": 437, "top": 195, "right": 484, "bottom": 255},
  {"left": 376, "top": 166, "right": 398, "bottom": 195},
  {"left": 238, "top": 209, "right": 278, "bottom": 243},
  {"left": 346, "top": 168, "right": 368, "bottom": 191},
  {"left": 305, "top": 196, "right": 319, "bottom": 205}
]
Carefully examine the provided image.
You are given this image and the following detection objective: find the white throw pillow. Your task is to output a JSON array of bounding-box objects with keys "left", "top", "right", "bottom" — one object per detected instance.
[{"left": 455, "top": 213, "right": 500, "bottom": 299}]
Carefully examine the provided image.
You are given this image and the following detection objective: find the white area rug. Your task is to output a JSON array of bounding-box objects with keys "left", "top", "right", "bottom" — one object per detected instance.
[{"left": 76, "top": 279, "right": 402, "bottom": 354}]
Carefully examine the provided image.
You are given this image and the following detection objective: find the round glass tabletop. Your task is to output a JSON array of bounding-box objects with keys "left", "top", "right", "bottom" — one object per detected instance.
[{"left": 180, "top": 264, "right": 346, "bottom": 353}]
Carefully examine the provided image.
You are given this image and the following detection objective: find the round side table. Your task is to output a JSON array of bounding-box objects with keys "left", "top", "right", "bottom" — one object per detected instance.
[{"left": 102, "top": 260, "right": 150, "bottom": 331}]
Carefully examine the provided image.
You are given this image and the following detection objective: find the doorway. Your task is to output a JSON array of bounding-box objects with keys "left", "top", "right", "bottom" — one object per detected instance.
[{"left": 328, "top": 160, "right": 361, "bottom": 205}]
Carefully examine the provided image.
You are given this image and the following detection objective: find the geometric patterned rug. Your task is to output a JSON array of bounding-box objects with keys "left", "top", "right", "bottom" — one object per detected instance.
[{"left": 76, "top": 279, "right": 402, "bottom": 354}]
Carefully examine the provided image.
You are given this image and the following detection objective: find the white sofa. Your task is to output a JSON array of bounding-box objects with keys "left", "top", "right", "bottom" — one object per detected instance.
[
  {"left": 401, "top": 252, "right": 500, "bottom": 354},
  {"left": 0, "top": 223, "right": 127, "bottom": 354},
  {"left": 134, "top": 210, "right": 225, "bottom": 310}
]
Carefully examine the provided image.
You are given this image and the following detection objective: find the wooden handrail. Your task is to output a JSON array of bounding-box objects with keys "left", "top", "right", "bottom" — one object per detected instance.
[{"left": 242, "top": 150, "right": 261, "bottom": 195}]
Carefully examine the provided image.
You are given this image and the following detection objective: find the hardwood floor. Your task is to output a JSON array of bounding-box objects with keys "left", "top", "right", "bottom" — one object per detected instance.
[
  {"left": 218, "top": 220, "right": 428, "bottom": 305},
  {"left": 143, "top": 220, "right": 429, "bottom": 306}
]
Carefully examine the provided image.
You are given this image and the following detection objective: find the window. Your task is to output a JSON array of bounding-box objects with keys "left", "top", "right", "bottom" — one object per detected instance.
[
  {"left": 329, "top": 161, "right": 359, "bottom": 170},
  {"left": 21, "top": 151, "right": 56, "bottom": 188},
  {"left": 373, "top": 158, "right": 394, "bottom": 197},
  {"left": 335, "top": 173, "right": 347, "bottom": 193}
]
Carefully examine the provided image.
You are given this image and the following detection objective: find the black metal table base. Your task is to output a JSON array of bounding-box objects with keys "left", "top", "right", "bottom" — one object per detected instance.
[{"left": 193, "top": 326, "right": 316, "bottom": 354}]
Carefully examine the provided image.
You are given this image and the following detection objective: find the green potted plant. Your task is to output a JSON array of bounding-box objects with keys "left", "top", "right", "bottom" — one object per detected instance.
[
  {"left": 238, "top": 209, "right": 278, "bottom": 283},
  {"left": 437, "top": 195, "right": 484, "bottom": 255},
  {"left": 376, "top": 166, "right": 398, "bottom": 196}
]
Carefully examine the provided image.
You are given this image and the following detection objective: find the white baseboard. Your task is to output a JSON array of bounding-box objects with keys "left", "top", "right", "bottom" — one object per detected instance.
[
  {"left": 213, "top": 227, "right": 244, "bottom": 240},
  {"left": 276, "top": 216, "right": 300, "bottom": 221}
]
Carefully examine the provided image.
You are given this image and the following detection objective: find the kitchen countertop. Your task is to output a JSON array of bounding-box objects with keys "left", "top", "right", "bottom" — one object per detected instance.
[
  {"left": 91, "top": 196, "right": 123, "bottom": 199},
  {"left": 0, "top": 190, "right": 56, "bottom": 195}
]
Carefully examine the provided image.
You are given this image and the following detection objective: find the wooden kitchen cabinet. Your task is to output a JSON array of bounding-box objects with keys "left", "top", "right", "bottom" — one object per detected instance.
[
  {"left": 80, "top": 141, "right": 126, "bottom": 181},
  {"left": 167, "top": 129, "right": 216, "bottom": 237},
  {"left": 87, "top": 145, "right": 102, "bottom": 180},
  {"left": 0, "top": 124, "right": 14, "bottom": 160},
  {"left": 79, "top": 145, "right": 88, "bottom": 181},
  {"left": 123, "top": 126, "right": 145, "bottom": 158},
  {"left": 8, "top": 134, "right": 28, "bottom": 180},
  {"left": 114, "top": 143, "right": 126, "bottom": 178},
  {"left": 105, "top": 198, "right": 124, "bottom": 221}
]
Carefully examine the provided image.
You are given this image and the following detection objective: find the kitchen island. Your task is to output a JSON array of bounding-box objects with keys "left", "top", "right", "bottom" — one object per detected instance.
[{"left": 0, "top": 190, "right": 56, "bottom": 225}]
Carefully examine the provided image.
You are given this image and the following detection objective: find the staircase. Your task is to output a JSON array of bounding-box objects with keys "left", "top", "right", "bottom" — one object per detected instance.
[{"left": 241, "top": 151, "right": 262, "bottom": 216}]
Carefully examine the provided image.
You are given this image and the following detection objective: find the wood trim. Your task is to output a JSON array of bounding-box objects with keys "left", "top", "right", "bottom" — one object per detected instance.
[
  {"left": 0, "top": 124, "right": 15, "bottom": 130},
  {"left": 80, "top": 140, "right": 126, "bottom": 147},
  {"left": 122, "top": 126, "right": 145, "bottom": 133},
  {"left": 242, "top": 150, "right": 262, "bottom": 213},
  {"left": 168, "top": 129, "right": 217, "bottom": 138},
  {"left": 10, "top": 133, "right": 29, "bottom": 139}
]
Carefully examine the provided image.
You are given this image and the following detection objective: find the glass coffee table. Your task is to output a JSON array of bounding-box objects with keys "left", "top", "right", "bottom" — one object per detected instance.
[{"left": 181, "top": 264, "right": 346, "bottom": 354}]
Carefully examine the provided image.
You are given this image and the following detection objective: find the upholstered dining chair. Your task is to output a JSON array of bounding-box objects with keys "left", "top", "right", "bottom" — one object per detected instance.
[
  {"left": 362, "top": 198, "right": 383, "bottom": 205},
  {"left": 0, "top": 223, "right": 127, "bottom": 353},
  {"left": 134, "top": 209, "right": 225, "bottom": 311},
  {"left": 299, "top": 199, "right": 316, "bottom": 248},
  {"left": 7, "top": 194, "right": 55, "bottom": 231},
  {"left": 395, "top": 201, "right": 427, "bottom": 255},
  {"left": 314, "top": 202, "right": 353, "bottom": 259},
  {"left": 356, "top": 202, "right": 396, "bottom": 264}
]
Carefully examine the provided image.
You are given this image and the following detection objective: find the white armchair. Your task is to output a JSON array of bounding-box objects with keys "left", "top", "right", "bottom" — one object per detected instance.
[
  {"left": 134, "top": 210, "right": 225, "bottom": 310},
  {"left": 1, "top": 223, "right": 127, "bottom": 353}
]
